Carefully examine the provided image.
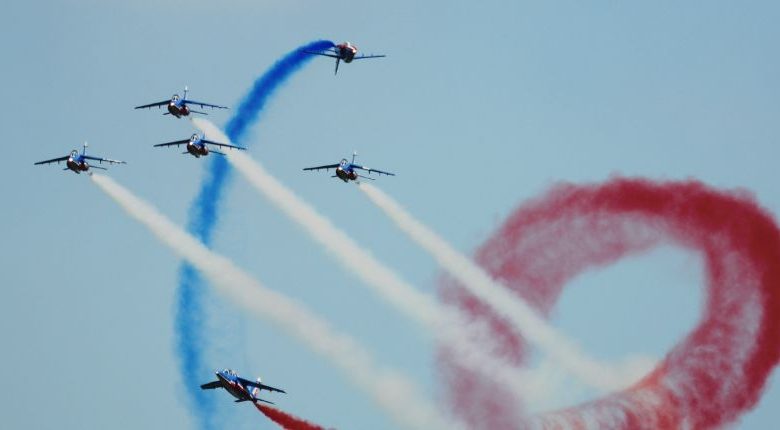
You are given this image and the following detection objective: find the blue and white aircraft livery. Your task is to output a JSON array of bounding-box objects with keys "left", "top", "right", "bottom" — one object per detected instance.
[
  {"left": 134, "top": 86, "right": 228, "bottom": 118},
  {"left": 34, "top": 142, "right": 126, "bottom": 174},
  {"left": 200, "top": 369, "right": 286, "bottom": 405},
  {"left": 154, "top": 132, "right": 246, "bottom": 158},
  {"left": 303, "top": 151, "right": 395, "bottom": 183}
]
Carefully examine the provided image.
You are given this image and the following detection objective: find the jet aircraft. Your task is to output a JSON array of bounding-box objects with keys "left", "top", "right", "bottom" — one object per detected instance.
[
  {"left": 201, "top": 369, "right": 286, "bottom": 405},
  {"left": 34, "top": 143, "right": 126, "bottom": 174},
  {"left": 134, "top": 86, "right": 228, "bottom": 118},
  {"left": 305, "top": 41, "right": 385, "bottom": 74},
  {"left": 303, "top": 152, "right": 395, "bottom": 183},
  {"left": 154, "top": 132, "right": 245, "bottom": 158}
]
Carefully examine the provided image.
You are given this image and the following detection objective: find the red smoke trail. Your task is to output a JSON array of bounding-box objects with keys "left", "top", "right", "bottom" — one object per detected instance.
[
  {"left": 441, "top": 178, "right": 780, "bottom": 429},
  {"left": 255, "top": 404, "right": 327, "bottom": 430}
]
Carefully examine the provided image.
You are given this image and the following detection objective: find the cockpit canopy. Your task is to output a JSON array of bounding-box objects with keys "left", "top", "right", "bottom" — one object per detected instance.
[
  {"left": 340, "top": 158, "right": 348, "bottom": 166},
  {"left": 70, "top": 150, "right": 78, "bottom": 158},
  {"left": 172, "top": 94, "right": 180, "bottom": 102},
  {"left": 191, "top": 133, "right": 200, "bottom": 142}
]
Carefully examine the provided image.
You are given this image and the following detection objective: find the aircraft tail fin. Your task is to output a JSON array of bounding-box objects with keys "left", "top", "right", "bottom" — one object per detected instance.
[
  {"left": 251, "top": 377, "right": 262, "bottom": 398},
  {"left": 352, "top": 151, "right": 357, "bottom": 164},
  {"left": 183, "top": 85, "right": 189, "bottom": 100},
  {"left": 82, "top": 141, "right": 88, "bottom": 156}
]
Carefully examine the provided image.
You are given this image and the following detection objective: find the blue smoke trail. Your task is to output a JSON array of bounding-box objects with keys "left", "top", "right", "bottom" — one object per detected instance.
[{"left": 175, "top": 39, "right": 334, "bottom": 430}]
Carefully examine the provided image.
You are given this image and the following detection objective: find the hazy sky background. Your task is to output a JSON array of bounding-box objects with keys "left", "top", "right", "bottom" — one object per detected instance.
[{"left": 2, "top": 1, "right": 779, "bottom": 429}]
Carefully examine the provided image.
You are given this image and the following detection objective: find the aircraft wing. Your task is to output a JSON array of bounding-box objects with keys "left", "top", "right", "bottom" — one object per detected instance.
[
  {"left": 202, "top": 139, "right": 245, "bottom": 151},
  {"left": 303, "top": 48, "right": 340, "bottom": 58},
  {"left": 34, "top": 155, "right": 70, "bottom": 165},
  {"left": 154, "top": 139, "right": 190, "bottom": 148},
  {"left": 82, "top": 155, "right": 126, "bottom": 165},
  {"left": 354, "top": 165, "right": 395, "bottom": 176},
  {"left": 238, "top": 377, "right": 286, "bottom": 394},
  {"left": 353, "top": 54, "right": 387, "bottom": 60},
  {"left": 303, "top": 163, "right": 340, "bottom": 172},
  {"left": 183, "top": 100, "right": 228, "bottom": 110},
  {"left": 134, "top": 100, "right": 169, "bottom": 109},
  {"left": 200, "top": 381, "right": 222, "bottom": 390}
]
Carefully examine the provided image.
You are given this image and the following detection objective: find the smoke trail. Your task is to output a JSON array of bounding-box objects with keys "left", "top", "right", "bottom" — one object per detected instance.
[
  {"left": 224, "top": 39, "right": 335, "bottom": 145},
  {"left": 191, "top": 119, "right": 552, "bottom": 408},
  {"left": 91, "top": 173, "right": 459, "bottom": 430},
  {"left": 358, "top": 183, "right": 652, "bottom": 392},
  {"left": 442, "top": 178, "right": 780, "bottom": 429},
  {"left": 176, "top": 39, "right": 334, "bottom": 428},
  {"left": 255, "top": 404, "right": 326, "bottom": 430},
  {"left": 192, "top": 118, "right": 438, "bottom": 325}
]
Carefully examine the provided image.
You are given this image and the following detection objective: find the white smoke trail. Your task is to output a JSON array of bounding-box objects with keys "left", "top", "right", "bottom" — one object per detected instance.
[
  {"left": 89, "top": 173, "right": 459, "bottom": 430},
  {"left": 357, "top": 183, "right": 656, "bottom": 391},
  {"left": 192, "top": 118, "right": 556, "bottom": 409}
]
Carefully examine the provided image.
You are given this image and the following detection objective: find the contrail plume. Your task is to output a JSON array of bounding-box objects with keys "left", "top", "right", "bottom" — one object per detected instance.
[
  {"left": 192, "top": 118, "right": 438, "bottom": 325},
  {"left": 357, "top": 183, "right": 653, "bottom": 392},
  {"left": 443, "top": 178, "right": 780, "bottom": 429},
  {"left": 255, "top": 404, "right": 326, "bottom": 430},
  {"left": 90, "top": 173, "right": 459, "bottom": 430},
  {"left": 175, "top": 39, "right": 334, "bottom": 428},
  {"left": 192, "top": 118, "right": 555, "bottom": 407}
]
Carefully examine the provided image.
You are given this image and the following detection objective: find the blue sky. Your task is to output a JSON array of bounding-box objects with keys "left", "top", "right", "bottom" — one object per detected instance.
[{"left": 2, "top": 1, "right": 779, "bottom": 429}]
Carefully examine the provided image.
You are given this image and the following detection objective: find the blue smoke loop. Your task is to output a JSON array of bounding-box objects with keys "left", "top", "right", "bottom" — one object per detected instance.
[{"left": 175, "top": 39, "right": 334, "bottom": 430}]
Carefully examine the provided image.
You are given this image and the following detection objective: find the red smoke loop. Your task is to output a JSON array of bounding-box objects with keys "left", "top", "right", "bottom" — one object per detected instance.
[
  {"left": 442, "top": 178, "right": 780, "bottom": 429},
  {"left": 256, "top": 404, "right": 327, "bottom": 430}
]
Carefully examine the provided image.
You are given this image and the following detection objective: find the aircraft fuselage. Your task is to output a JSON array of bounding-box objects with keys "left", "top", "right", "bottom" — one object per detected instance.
[
  {"left": 66, "top": 158, "right": 89, "bottom": 174},
  {"left": 187, "top": 143, "right": 209, "bottom": 158},
  {"left": 335, "top": 167, "right": 357, "bottom": 182},
  {"left": 216, "top": 373, "right": 253, "bottom": 402},
  {"left": 167, "top": 102, "right": 189, "bottom": 118},
  {"left": 336, "top": 44, "right": 358, "bottom": 63}
]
